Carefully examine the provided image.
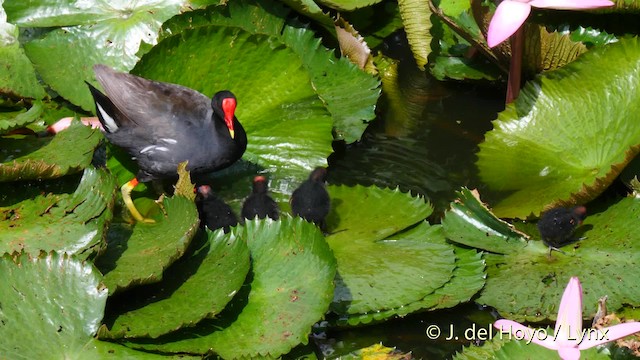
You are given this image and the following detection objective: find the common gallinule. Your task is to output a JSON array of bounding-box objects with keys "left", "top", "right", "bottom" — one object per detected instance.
[
  {"left": 195, "top": 185, "right": 238, "bottom": 233},
  {"left": 86, "top": 64, "right": 247, "bottom": 222},
  {"left": 290, "top": 167, "right": 330, "bottom": 231},
  {"left": 537, "top": 205, "right": 587, "bottom": 252},
  {"left": 241, "top": 176, "right": 279, "bottom": 220}
]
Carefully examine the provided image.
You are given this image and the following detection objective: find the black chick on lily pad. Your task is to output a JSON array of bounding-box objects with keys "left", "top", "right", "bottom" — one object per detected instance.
[
  {"left": 242, "top": 176, "right": 279, "bottom": 221},
  {"left": 195, "top": 185, "right": 238, "bottom": 233},
  {"left": 537, "top": 205, "right": 587, "bottom": 252},
  {"left": 290, "top": 167, "right": 330, "bottom": 231}
]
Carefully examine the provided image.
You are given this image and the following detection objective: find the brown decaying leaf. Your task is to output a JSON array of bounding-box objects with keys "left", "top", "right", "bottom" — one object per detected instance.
[{"left": 335, "top": 16, "right": 375, "bottom": 73}]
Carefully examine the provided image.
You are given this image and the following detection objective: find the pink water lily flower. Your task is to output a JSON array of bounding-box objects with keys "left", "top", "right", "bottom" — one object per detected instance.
[
  {"left": 487, "top": 0, "right": 614, "bottom": 47},
  {"left": 47, "top": 116, "right": 103, "bottom": 134},
  {"left": 494, "top": 277, "right": 640, "bottom": 359}
]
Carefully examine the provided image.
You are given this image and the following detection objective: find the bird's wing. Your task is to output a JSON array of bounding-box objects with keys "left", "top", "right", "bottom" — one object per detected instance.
[{"left": 93, "top": 65, "right": 212, "bottom": 130}]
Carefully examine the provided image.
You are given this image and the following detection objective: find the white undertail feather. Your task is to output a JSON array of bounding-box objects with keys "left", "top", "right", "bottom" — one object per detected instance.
[{"left": 97, "top": 103, "right": 119, "bottom": 133}]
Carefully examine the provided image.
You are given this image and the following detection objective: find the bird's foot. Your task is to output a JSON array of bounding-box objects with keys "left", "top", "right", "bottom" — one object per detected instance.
[
  {"left": 323, "top": 228, "right": 347, "bottom": 236},
  {"left": 547, "top": 245, "right": 568, "bottom": 259},
  {"left": 122, "top": 178, "right": 156, "bottom": 224}
]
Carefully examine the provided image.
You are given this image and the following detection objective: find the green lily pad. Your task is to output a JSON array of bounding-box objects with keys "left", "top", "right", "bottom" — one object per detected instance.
[
  {"left": 453, "top": 331, "right": 608, "bottom": 360},
  {"left": 524, "top": 28, "right": 587, "bottom": 73},
  {"left": 325, "top": 185, "right": 457, "bottom": 320},
  {"left": 340, "top": 3, "right": 404, "bottom": 50},
  {"left": 125, "top": 217, "right": 336, "bottom": 358},
  {"left": 279, "top": 0, "right": 335, "bottom": 30},
  {"left": 477, "top": 37, "right": 640, "bottom": 218},
  {"left": 0, "top": 251, "right": 108, "bottom": 358},
  {"left": 281, "top": 26, "right": 380, "bottom": 143},
  {"left": 569, "top": 26, "right": 617, "bottom": 47},
  {"left": 442, "top": 188, "right": 530, "bottom": 254},
  {"left": 0, "top": 3, "right": 46, "bottom": 100},
  {"left": 443, "top": 189, "right": 640, "bottom": 322},
  {"left": 133, "top": 24, "right": 333, "bottom": 195},
  {"left": 0, "top": 167, "right": 115, "bottom": 259},
  {"left": 160, "top": 0, "right": 380, "bottom": 144},
  {"left": 14, "top": 0, "right": 183, "bottom": 110},
  {"left": 337, "top": 224, "right": 486, "bottom": 326},
  {"left": 83, "top": 340, "right": 202, "bottom": 359},
  {"left": 94, "top": 194, "right": 199, "bottom": 294},
  {"left": 101, "top": 227, "right": 250, "bottom": 339},
  {"left": 0, "top": 120, "right": 103, "bottom": 181},
  {"left": 315, "top": 0, "right": 384, "bottom": 11},
  {"left": 0, "top": 251, "right": 194, "bottom": 359},
  {"left": 0, "top": 101, "right": 43, "bottom": 135},
  {"left": 398, "top": 0, "right": 432, "bottom": 68}
]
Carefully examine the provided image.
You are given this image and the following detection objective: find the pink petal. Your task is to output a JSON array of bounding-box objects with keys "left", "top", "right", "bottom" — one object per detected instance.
[
  {"left": 486, "top": 1, "right": 531, "bottom": 47},
  {"left": 47, "top": 116, "right": 103, "bottom": 134},
  {"left": 557, "top": 347, "right": 581, "bottom": 360},
  {"left": 578, "top": 322, "right": 640, "bottom": 349},
  {"left": 554, "top": 277, "right": 583, "bottom": 345},
  {"left": 494, "top": 319, "right": 558, "bottom": 349},
  {"left": 529, "top": 0, "right": 614, "bottom": 9}
]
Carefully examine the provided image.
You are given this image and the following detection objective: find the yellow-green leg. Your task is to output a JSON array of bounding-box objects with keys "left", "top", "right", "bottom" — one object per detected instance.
[{"left": 122, "top": 178, "right": 155, "bottom": 223}]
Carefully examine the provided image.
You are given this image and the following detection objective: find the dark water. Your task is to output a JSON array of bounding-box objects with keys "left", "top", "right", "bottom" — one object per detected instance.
[
  {"left": 325, "top": 44, "right": 507, "bottom": 357},
  {"left": 314, "top": 303, "right": 497, "bottom": 359},
  {"left": 329, "top": 63, "right": 504, "bottom": 217}
]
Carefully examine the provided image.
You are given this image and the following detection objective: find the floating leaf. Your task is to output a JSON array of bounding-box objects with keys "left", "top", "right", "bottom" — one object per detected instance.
[
  {"left": 95, "top": 195, "right": 199, "bottom": 294},
  {"left": 444, "top": 189, "right": 640, "bottom": 322},
  {"left": 339, "top": 225, "right": 486, "bottom": 326},
  {"left": 133, "top": 24, "right": 333, "bottom": 200},
  {"left": 280, "top": 26, "right": 380, "bottom": 144},
  {"left": 0, "top": 2, "right": 45, "bottom": 100},
  {"left": 524, "top": 27, "right": 587, "bottom": 73},
  {"left": 0, "top": 251, "right": 194, "bottom": 359},
  {"left": 173, "top": 161, "right": 195, "bottom": 200},
  {"left": 326, "top": 185, "right": 457, "bottom": 322},
  {"left": 442, "top": 188, "right": 530, "bottom": 254},
  {"left": 126, "top": 217, "right": 336, "bottom": 358},
  {"left": 398, "top": 0, "right": 431, "bottom": 68},
  {"left": 280, "top": 0, "right": 335, "bottom": 30},
  {"left": 315, "top": 0, "right": 384, "bottom": 11},
  {"left": 0, "top": 101, "right": 43, "bottom": 135},
  {"left": 335, "top": 17, "right": 373, "bottom": 71},
  {"left": 452, "top": 331, "right": 607, "bottom": 360},
  {"left": 0, "top": 167, "right": 115, "bottom": 259},
  {"left": 339, "top": 3, "right": 404, "bottom": 50},
  {"left": 101, "top": 228, "right": 250, "bottom": 339},
  {"left": 84, "top": 340, "right": 202, "bottom": 359},
  {"left": 12, "top": 0, "right": 183, "bottom": 110},
  {"left": 0, "top": 252, "right": 107, "bottom": 358},
  {"left": 0, "top": 120, "right": 102, "bottom": 181},
  {"left": 477, "top": 38, "right": 640, "bottom": 218},
  {"left": 568, "top": 26, "right": 617, "bottom": 47},
  {"left": 160, "top": 0, "right": 380, "bottom": 143}
]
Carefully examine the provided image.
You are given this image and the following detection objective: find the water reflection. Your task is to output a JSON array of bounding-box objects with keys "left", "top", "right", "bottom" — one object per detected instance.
[
  {"left": 329, "top": 60, "right": 504, "bottom": 216},
  {"left": 314, "top": 303, "right": 497, "bottom": 358},
  {"left": 322, "top": 30, "right": 511, "bottom": 357}
]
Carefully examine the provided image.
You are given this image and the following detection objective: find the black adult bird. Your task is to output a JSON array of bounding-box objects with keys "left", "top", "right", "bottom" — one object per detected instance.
[
  {"left": 290, "top": 167, "right": 330, "bottom": 230},
  {"left": 195, "top": 185, "right": 238, "bottom": 233},
  {"left": 537, "top": 205, "right": 587, "bottom": 251},
  {"left": 86, "top": 64, "right": 247, "bottom": 222},
  {"left": 241, "top": 176, "right": 279, "bottom": 220}
]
